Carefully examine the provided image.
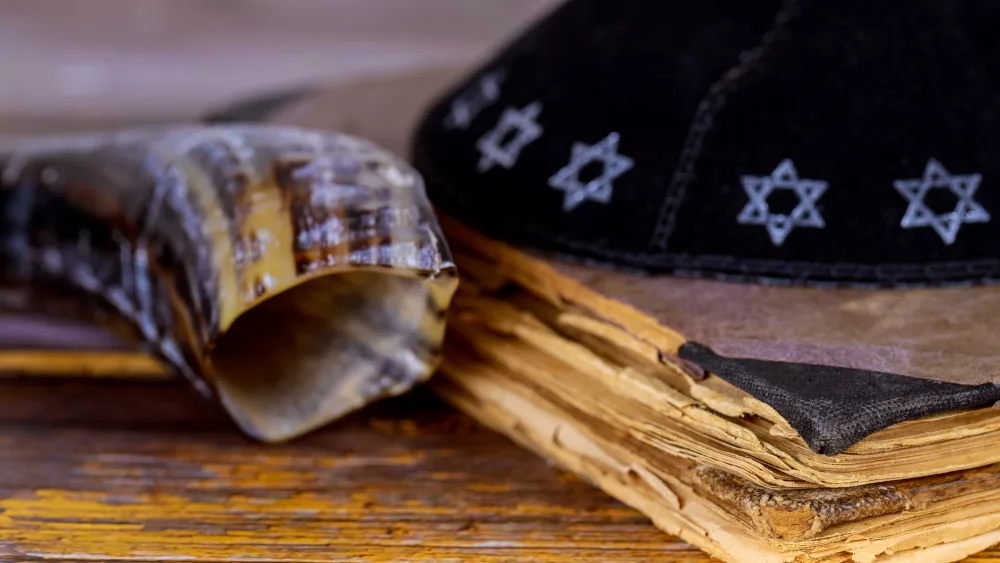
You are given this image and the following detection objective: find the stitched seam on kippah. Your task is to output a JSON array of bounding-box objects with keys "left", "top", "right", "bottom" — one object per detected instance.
[
  {"left": 649, "top": 0, "right": 801, "bottom": 251},
  {"left": 417, "top": 136, "right": 1000, "bottom": 288},
  {"left": 511, "top": 223, "right": 1000, "bottom": 288}
]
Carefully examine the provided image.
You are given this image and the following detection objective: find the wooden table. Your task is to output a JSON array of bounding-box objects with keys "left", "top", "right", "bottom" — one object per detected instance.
[
  {"left": 0, "top": 378, "right": 715, "bottom": 562},
  {"left": 3, "top": 379, "right": 998, "bottom": 562}
]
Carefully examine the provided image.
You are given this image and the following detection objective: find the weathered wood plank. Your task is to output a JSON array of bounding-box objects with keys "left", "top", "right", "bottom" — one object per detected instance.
[
  {"left": 0, "top": 379, "right": 716, "bottom": 562},
  {"left": 0, "top": 378, "right": 997, "bottom": 561}
]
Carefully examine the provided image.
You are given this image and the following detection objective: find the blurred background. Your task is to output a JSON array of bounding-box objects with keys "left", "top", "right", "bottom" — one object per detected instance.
[{"left": 0, "top": 0, "right": 560, "bottom": 132}]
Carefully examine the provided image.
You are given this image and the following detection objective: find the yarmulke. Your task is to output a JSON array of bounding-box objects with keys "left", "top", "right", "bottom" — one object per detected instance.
[{"left": 413, "top": 0, "right": 1000, "bottom": 286}]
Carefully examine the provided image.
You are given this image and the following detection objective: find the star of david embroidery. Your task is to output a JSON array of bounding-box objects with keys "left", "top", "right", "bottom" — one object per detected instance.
[
  {"left": 444, "top": 70, "right": 505, "bottom": 130},
  {"left": 548, "top": 132, "right": 634, "bottom": 212},
  {"left": 476, "top": 101, "right": 543, "bottom": 173},
  {"left": 894, "top": 158, "right": 990, "bottom": 245},
  {"left": 737, "top": 159, "right": 828, "bottom": 246}
]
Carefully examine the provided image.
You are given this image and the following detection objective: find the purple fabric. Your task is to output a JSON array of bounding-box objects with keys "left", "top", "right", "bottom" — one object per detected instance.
[{"left": 0, "top": 312, "right": 127, "bottom": 350}]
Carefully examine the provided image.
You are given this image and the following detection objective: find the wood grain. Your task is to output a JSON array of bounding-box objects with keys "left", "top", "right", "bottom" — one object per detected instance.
[
  {"left": 0, "top": 378, "right": 715, "bottom": 562},
  {"left": 1, "top": 378, "right": 998, "bottom": 562},
  {"left": 1, "top": 380, "right": 996, "bottom": 562}
]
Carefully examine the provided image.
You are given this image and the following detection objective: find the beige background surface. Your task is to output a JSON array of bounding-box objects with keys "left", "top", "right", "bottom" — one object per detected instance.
[{"left": 0, "top": 0, "right": 560, "bottom": 129}]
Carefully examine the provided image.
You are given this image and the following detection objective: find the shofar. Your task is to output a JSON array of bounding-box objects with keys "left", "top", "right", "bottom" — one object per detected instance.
[{"left": 0, "top": 124, "right": 458, "bottom": 441}]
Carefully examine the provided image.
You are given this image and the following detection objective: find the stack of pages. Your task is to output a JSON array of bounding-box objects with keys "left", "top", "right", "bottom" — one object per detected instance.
[{"left": 434, "top": 215, "right": 1000, "bottom": 563}]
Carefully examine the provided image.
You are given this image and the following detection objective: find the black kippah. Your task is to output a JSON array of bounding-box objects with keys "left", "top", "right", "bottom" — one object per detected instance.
[{"left": 412, "top": 0, "right": 1000, "bottom": 287}]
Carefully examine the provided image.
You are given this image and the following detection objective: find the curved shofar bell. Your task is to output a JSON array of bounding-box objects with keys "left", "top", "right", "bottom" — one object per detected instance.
[{"left": 0, "top": 124, "right": 458, "bottom": 441}]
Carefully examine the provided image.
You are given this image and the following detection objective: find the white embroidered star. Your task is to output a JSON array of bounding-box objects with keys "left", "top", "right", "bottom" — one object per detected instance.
[
  {"left": 475, "top": 101, "right": 543, "bottom": 173},
  {"left": 737, "top": 159, "right": 828, "bottom": 246},
  {"left": 548, "top": 132, "right": 634, "bottom": 212},
  {"left": 894, "top": 158, "right": 990, "bottom": 245},
  {"left": 444, "top": 69, "right": 505, "bottom": 130}
]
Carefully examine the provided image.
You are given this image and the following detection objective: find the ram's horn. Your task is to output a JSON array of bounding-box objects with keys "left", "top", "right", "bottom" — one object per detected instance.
[{"left": 0, "top": 124, "right": 458, "bottom": 441}]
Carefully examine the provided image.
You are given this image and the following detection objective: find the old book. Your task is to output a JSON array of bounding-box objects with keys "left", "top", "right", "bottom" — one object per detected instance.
[{"left": 432, "top": 215, "right": 1000, "bottom": 563}]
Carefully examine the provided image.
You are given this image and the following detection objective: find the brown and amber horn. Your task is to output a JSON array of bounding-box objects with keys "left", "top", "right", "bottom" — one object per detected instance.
[{"left": 0, "top": 124, "right": 458, "bottom": 441}]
